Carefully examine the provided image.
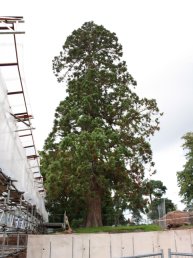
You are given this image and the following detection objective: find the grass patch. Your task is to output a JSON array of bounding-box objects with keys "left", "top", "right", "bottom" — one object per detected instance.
[{"left": 74, "top": 224, "right": 161, "bottom": 234}]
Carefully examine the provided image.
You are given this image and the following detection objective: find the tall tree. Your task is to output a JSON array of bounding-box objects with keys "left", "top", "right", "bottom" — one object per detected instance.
[
  {"left": 177, "top": 132, "right": 193, "bottom": 208},
  {"left": 41, "top": 21, "right": 161, "bottom": 227}
]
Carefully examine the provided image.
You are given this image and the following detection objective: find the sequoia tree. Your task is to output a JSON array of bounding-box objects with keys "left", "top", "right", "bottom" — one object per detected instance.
[
  {"left": 41, "top": 22, "right": 161, "bottom": 227},
  {"left": 177, "top": 132, "right": 193, "bottom": 208}
]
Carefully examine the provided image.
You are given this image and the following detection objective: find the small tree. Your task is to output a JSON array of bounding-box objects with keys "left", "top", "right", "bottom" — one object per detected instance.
[
  {"left": 148, "top": 198, "right": 177, "bottom": 220},
  {"left": 177, "top": 132, "right": 193, "bottom": 208},
  {"left": 143, "top": 179, "right": 167, "bottom": 203},
  {"left": 142, "top": 180, "right": 176, "bottom": 220},
  {"left": 41, "top": 21, "right": 161, "bottom": 227}
]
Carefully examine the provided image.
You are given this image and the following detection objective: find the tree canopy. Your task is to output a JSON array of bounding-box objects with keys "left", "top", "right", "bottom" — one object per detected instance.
[
  {"left": 177, "top": 132, "right": 193, "bottom": 208},
  {"left": 40, "top": 21, "right": 162, "bottom": 227}
]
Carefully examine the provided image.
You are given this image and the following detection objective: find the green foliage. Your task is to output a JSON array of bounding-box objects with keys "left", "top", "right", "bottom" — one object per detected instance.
[
  {"left": 141, "top": 180, "right": 176, "bottom": 220},
  {"left": 164, "top": 198, "right": 177, "bottom": 213},
  {"left": 143, "top": 179, "right": 167, "bottom": 203},
  {"left": 147, "top": 198, "right": 177, "bottom": 220},
  {"left": 177, "top": 132, "right": 193, "bottom": 207},
  {"left": 41, "top": 21, "right": 161, "bottom": 226},
  {"left": 74, "top": 224, "right": 161, "bottom": 233}
]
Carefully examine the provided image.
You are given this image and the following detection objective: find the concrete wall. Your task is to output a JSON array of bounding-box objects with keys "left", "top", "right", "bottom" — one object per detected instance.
[{"left": 27, "top": 229, "right": 193, "bottom": 258}]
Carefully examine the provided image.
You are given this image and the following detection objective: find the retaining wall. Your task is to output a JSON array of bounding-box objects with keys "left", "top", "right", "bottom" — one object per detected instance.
[{"left": 27, "top": 228, "right": 193, "bottom": 258}]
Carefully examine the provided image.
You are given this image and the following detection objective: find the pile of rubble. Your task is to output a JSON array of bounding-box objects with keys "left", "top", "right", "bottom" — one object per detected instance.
[{"left": 158, "top": 210, "right": 193, "bottom": 229}]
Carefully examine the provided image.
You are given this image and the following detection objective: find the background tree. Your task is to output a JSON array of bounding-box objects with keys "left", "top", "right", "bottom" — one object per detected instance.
[
  {"left": 41, "top": 21, "right": 161, "bottom": 227},
  {"left": 142, "top": 179, "right": 176, "bottom": 220},
  {"left": 177, "top": 132, "right": 193, "bottom": 208},
  {"left": 147, "top": 198, "right": 177, "bottom": 220},
  {"left": 129, "top": 185, "right": 148, "bottom": 223},
  {"left": 143, "top": 179, "right": 167, "bottom": 203}
]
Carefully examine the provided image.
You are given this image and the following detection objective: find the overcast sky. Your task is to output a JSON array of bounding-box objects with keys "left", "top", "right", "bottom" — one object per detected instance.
[{"left": 1, "top": 0, "right": 193, "bottom": 209}]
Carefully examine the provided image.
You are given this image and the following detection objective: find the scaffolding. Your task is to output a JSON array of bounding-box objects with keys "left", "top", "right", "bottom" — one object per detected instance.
[{"left": 0, "top": 16, "right": 47, "bottom": 257}]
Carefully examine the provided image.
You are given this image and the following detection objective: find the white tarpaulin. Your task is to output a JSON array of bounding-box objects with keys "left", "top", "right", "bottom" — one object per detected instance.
[{"left": 0, "top": 17, "right": 48, "bottom": 221}]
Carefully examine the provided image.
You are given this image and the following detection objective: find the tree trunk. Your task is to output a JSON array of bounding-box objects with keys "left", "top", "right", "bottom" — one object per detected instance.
[
  {"left": 86, "top": 190, "right": 103, "bottom": 227},
  {"left": 86, "top": 176, "right": 103, "bottom": 227}
]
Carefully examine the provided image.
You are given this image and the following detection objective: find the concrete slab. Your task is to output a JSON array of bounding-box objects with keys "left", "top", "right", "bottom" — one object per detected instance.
[
  {"left": 90, "top": 234, "right": 111, "bottom": 258},
  {"left": 132, "top": 231, "right": 156, "bottom": 255},
  {"left": 73, "top": 234, "right": 91, "bottom": 258},
  {"left": 173, "top": 230, "right": 192, "bottom": 253},
  {"left": 119, "top": 233, "right": 134, "bottom": 257},
  {"left": 110, "top": 234, "right": 123, "bottom": 258}
]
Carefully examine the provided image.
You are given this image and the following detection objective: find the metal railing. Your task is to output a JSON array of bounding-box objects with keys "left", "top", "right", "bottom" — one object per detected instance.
[
  {"left": 121, "top": 250, "right": 164, "bottom": 258},
  {"left": 168, "top": 249, "right": 193, "bottom": 258}
]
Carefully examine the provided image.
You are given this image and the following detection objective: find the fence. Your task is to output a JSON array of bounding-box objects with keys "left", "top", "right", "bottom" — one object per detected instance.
[
  {"left": 120, "top": 250, "right": 164, "bottom": 258},
  {"left": 168, "top": 249, "right": 193, "bottom": 258},
  {"left": 120, "top": 250, "right": 193, "bottom": 258}
]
